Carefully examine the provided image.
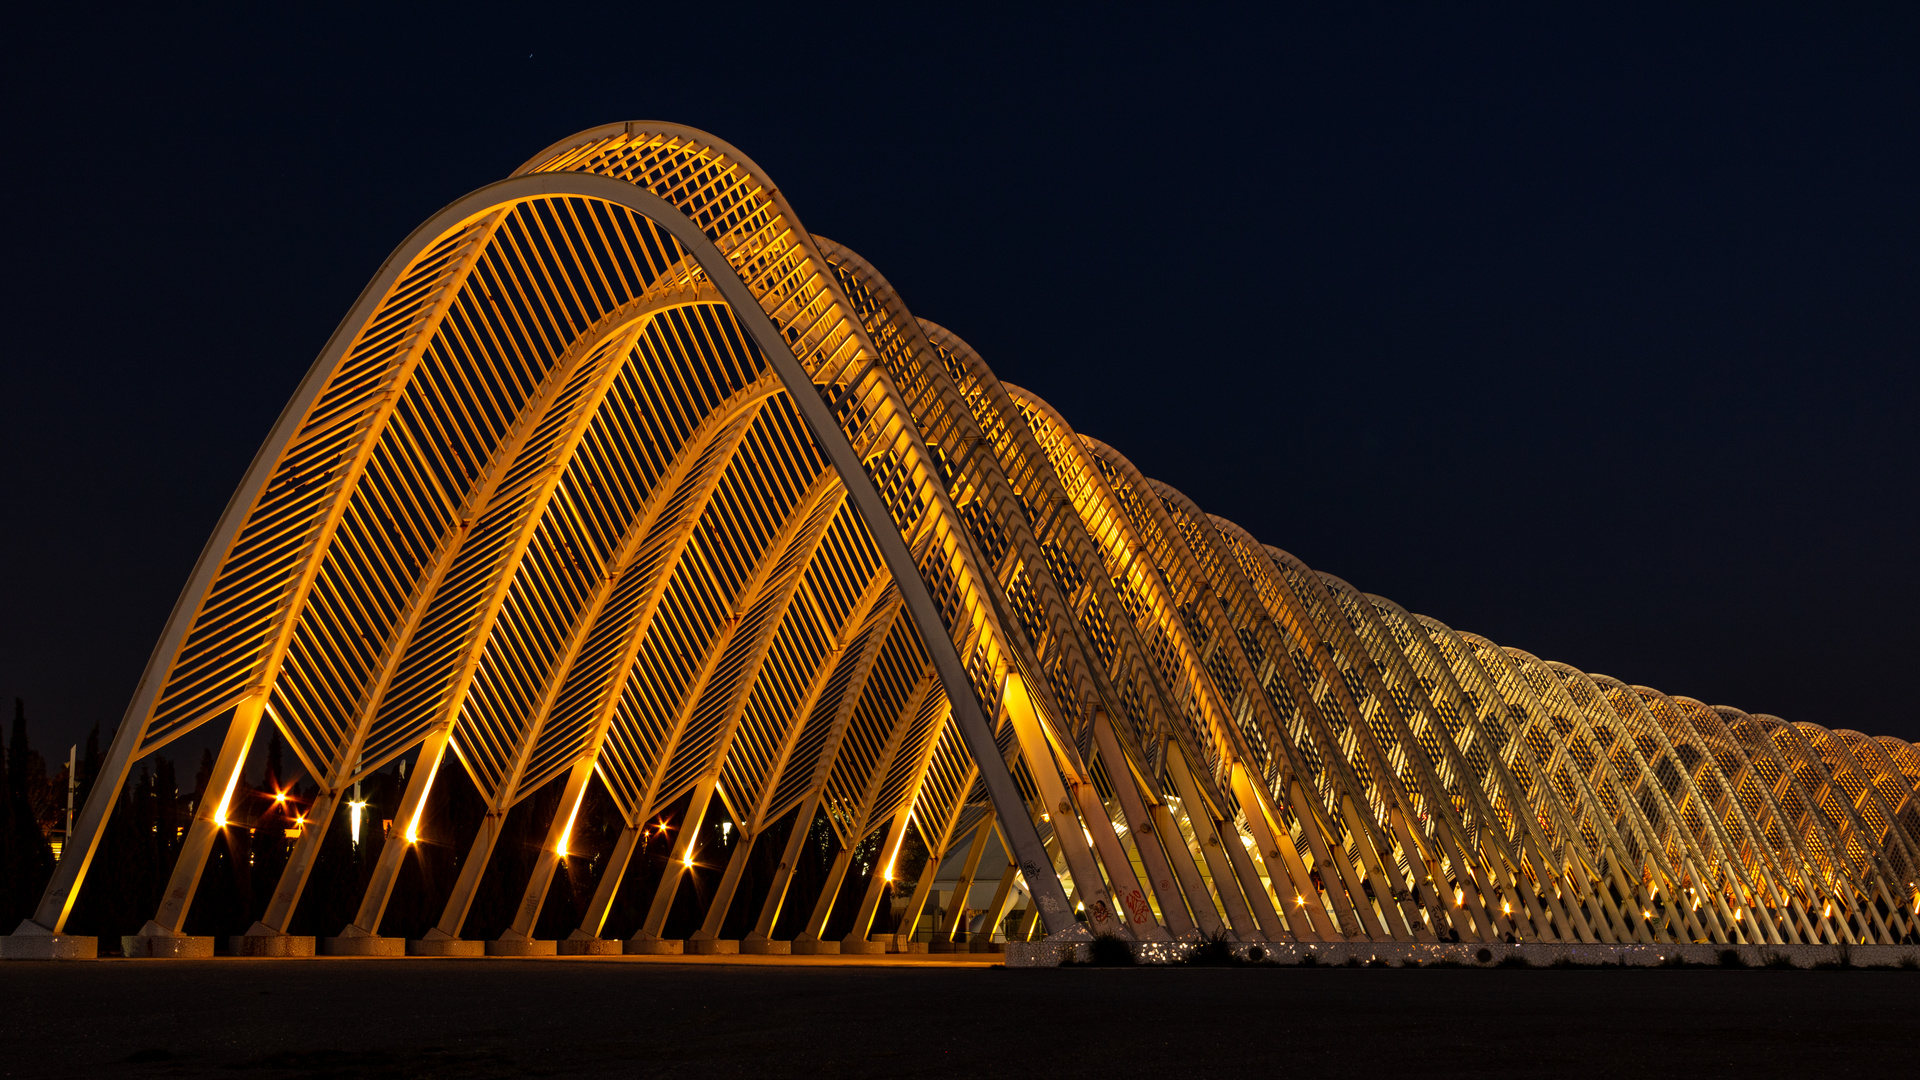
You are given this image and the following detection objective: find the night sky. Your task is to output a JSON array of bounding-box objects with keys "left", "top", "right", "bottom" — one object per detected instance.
[{"left": 2, "top": 6, "right": 1915, "bottom": 755}]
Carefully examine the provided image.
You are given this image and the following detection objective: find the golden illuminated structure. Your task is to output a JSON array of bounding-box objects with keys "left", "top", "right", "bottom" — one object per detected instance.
[{"left": 8, "top": 123, "right": 1919, "bottom": 960}]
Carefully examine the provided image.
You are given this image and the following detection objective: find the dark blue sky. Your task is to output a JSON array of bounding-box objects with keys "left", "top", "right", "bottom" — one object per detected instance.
[{"left": 2, "top": 5, "right": 1915, "bottom": 751}]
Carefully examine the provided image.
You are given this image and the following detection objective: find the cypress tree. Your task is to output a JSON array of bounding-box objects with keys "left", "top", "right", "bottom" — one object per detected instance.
[{"left": 5, "top": 701, "right": 55, "bottom": 925}]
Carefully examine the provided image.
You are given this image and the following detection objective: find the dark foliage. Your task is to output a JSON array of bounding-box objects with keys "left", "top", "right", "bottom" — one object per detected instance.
[{"left": 1184, "top": 929, "right": 1240, "bottom": 966}]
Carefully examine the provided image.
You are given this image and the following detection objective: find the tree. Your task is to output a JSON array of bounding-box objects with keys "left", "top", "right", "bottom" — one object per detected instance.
[{"left": 4, "top": 701, "right": 55, "bottom": 926}]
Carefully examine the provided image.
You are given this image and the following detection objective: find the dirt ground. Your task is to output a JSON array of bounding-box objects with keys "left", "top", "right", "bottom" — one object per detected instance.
[{"left": 3, "top": 955, "right": 1917, "bottom": 1078}]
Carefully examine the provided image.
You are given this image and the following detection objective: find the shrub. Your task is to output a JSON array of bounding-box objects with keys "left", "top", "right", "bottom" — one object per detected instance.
[
  {"left": 1184, "top": 929, "right": 1239, "bottom": 966},
  {"left": 1085, "top": 933, "right": 1135, "bottom": 966},
  {"left": 1717, "top": 949, "right": 1747, "bottom": 969},
  {"left": 1762, "top": 951, "right": 1796, "bottom": 970},
  {"left": 1495, "top": 954, "right": 1531, "bottom": 968},
  {"left": 1474, "top": 947, "right": 1493, "bottom": 964}
]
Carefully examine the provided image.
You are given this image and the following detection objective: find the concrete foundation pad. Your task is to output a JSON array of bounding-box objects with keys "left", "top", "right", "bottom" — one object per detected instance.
[
  {"left": 408, "top": 937, "right": 484, "bottom": 957},
  {"left": 929, "top": 940, "right": 959, "bottom": 952},
  {"left": 624, "top": 937, "right": 683, "bottom": 955},
  {"left": 0, "top": 934, "right": 96, "bottom": 960},
  {"left": 740, "top": 938, "right": 791, "bottom": 955},
  {"left": 486, "top": 938, "right": 557, "bottom": 957},
  {"left": 121, "top": 934, "right": 214, "bottom": 959},
  {"left": 790, "top": 939, "right": 839, "bottom": 955},
  {"left": 896, "top": 942, "right": 929, "bottom": 954},
  {"left": 687, "top": 939, "right": 739, "bottom": 955},
  {"left": 842, "top": 937, "right": 888, "bottom": 955},
  {"left": 967, "top": 940, "right": 1004, "bottom": 953},
  {"left": 321, "top": 935, "right": 405, "bottom": 957},
  {"left": 230, "top": 934, "right": 316, "bottom": 958},
  {"left": 557, "top": 937, "right": 622, "bottom": 956}
]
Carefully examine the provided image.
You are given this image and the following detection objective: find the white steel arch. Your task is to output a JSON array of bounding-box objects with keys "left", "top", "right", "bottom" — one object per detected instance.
[{"left": 9, "top": 123, "right": 1916, "bottom": 958}]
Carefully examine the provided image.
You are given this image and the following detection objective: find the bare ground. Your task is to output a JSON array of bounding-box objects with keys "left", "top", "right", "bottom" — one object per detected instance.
[{"left": 3, "top": 955, "right": 1917, "bottom": 1078}]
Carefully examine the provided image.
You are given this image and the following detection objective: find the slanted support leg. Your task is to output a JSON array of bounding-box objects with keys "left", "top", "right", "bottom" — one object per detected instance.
[
  {"left": 575, "top": 822, "right": 642, "bottom": 942},
  {"left": 688, "top": 834, "right": 753, "bottom": 952},
  {"left": 1164, "top": 746, "right": 1262, "bottom": 941},
  {"left": 840, "top": 813, "right": 911, "bottom": 952},
  {"left": 502, "top": 758, "right": 597, "bottom": 945},
  {"left": 941, "top": 814, "right": 995, "bottom": 943},
  {"left": 131, "top": 698, "right": 264, "bottom": 956},
  {"left": 1229, "top": 764, "right": 1321, "bottom": 942},
  {"left": 792, "top": 847, "right": 855, "bottom": 953},
  {"left": 745, "top": 794, "right": 824, "bottom": 949},
  {"left": 1093, "top": 714, "right": 1198, "bottom": 939},
  {"left": 328, "top": 730, "right": 453, "bottom": 952},
  {"left": 632, "top": 775, "right": 718, "bottom": 946}
]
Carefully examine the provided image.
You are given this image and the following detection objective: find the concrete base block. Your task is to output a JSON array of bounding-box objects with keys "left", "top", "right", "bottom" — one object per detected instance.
[
  {"left": 230, "top": 934, "right": 316, "bottom": 958},
  {"left": 968, "top": 939, "right": 1004, "bottom": 953},
  {"left": 121, "top": 934, "right": 214, "bottom": 959},
  {"left": 408, "top": 937, "right": 484, "bottom": 957},
  {"left": 486, "top": 938, "right": 557, "bottom": 956},
  {"left": 0, "top": 934, "right": 97, "bottom": 960},
  {"left": 842, "top": 936, "right": 889, "bottom": 955},
  {"left": 557, "top": 937, "right": 623, "bottom": 956},
  {"left": 625, "top": 937, "right": 683, "bottom": 955},
  {"left": 321, "top": 934, "right": 405, "bottom": 957},
  {"left": 930, "top": 939, "right": 959, "bottom": 952},
  {"left": 687, "top": 938, "right": 739, "bottom": 955},
  {"left": 740, "top": 938, "right": 790, "bottom": 955},
  {"left": 897, "top": 941, "right": 929, "bottom": 954},
  {"left": 790, "top": 938, "right": 839, "bottom": 955}
]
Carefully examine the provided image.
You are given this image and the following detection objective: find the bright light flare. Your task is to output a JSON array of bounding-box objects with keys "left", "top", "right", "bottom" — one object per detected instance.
[{"left": 348, "top": 800, "right": 368, "bottom": 845}]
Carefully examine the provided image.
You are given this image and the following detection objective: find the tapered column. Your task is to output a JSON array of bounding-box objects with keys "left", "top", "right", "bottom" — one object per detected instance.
[
  {"left": 577, "top": 823, "right": 642, "bottom": 939},
  {"left": 941, "top": 814, "right": 995, "bottom": 941},
  {"left": 148, "top": 697, "right": 266, "bottom": 936},
  {"left": 843, "top": 812, "right": 911, "bottom": 947},
  {"left": 980, "top": 856, "right": 1024, "bottom": 943},
  {"left": 1216, "top": 809, "right": 1293, "bottom": 943},
  {"left": 795, "top": 848, "right": 855, "bottom": 942},
  {"left": 1150, "top": 802, "right": 1227, "bottom": 936},
  {"left": 1381, "top": 806, "right": 1446, "bottom": 942},
  {"left": 634, "top": 775, "right": 718, "bottom": 941},
  {"left": 691, "top": 836, "right": 754, "bottom": 942},
  {"left": 1002, "top": 672, "right": 1127, "bottom": 937},
  {"left": 1071, "top": 779, "right": 1168, "bottom": 940},
  {"left": 339, "top": 729, "right": 452, "bottom": 937},
  {"left": 1338, "top": 793, "right": 1414, "bottom": 941},
  {"left": 1092, "top": 715, "right": 1199, "bottom": 938},
  {"left": 895, "top": 828, "right": 948, "bottom": 944},
  {"left": 1163, "top": 747, "right": 1261, "bottom": 940},
  {"left": 253, "top": 787, "right": 341, "bottom": 934},
  {"left": 503, "top": 758, "right": 597, "bottom": 941},
  {"left": 747, "top": 794, "right": 825, "bottom": 943},
  {"left": 1228, "top": 764, "right": 1325, "bottom": 942}
]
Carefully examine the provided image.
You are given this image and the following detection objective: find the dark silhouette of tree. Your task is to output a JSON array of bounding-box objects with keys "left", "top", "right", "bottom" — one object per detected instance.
[{"left": 4, "top": 701, "right": 56, "bottom": 926}]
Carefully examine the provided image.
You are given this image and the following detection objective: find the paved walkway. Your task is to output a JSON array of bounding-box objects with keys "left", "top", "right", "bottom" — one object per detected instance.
[{"left": 3, "top": 958, "right": 1916, "bottom": 1077}]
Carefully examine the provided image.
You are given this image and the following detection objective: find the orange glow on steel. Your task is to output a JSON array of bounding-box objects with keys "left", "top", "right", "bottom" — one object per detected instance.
[
  {"left": 555, "top": 782, "right": 589, "bottom": 858},
  {"left": 405, "top": 751, "right": 446, "bottom": 845}
]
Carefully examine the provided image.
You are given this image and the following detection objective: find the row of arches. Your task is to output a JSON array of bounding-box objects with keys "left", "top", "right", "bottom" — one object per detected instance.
[{"left": 13, "top": 123, "right": 1916, "bottom": 958}]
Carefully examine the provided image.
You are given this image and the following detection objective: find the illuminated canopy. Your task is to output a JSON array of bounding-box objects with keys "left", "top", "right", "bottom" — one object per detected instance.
[{"left": 11, "top": 123, "right": 1920, "bottom": 958}]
